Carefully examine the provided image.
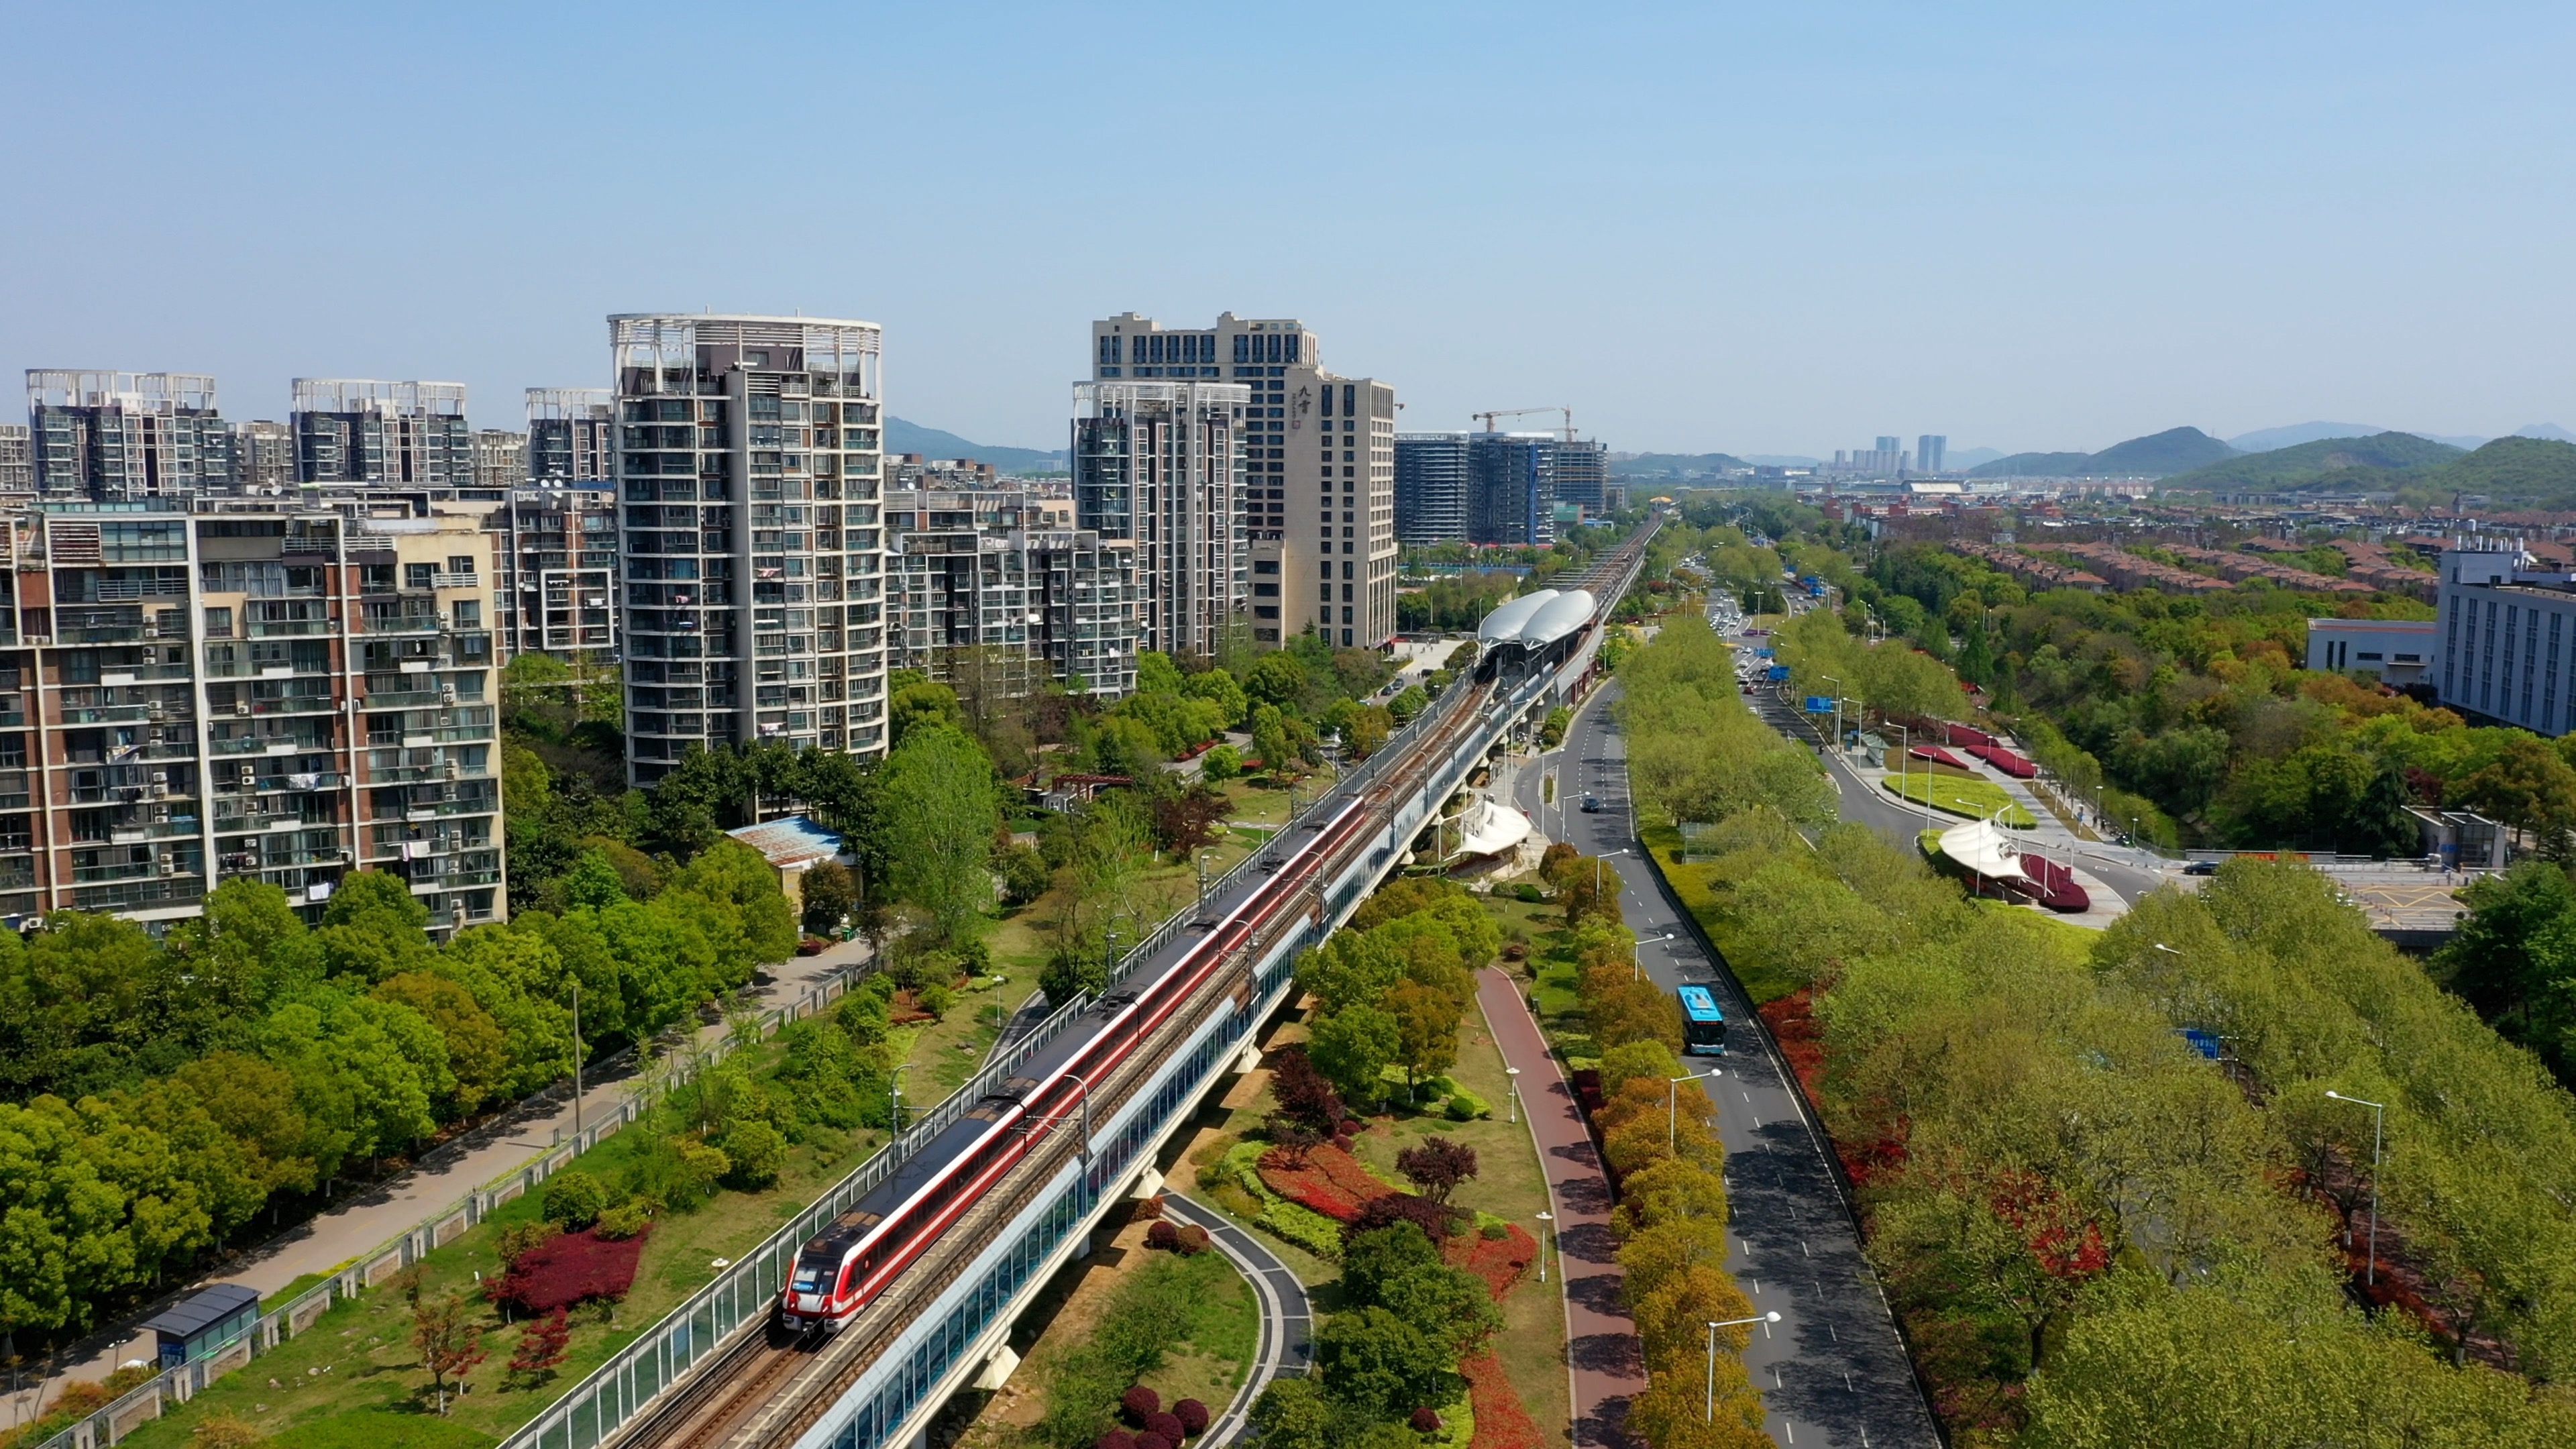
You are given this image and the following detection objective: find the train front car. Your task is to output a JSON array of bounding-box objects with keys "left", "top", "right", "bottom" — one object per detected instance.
[{"left": 781, "top": 1209, "right": 878, "bottom": 1334}]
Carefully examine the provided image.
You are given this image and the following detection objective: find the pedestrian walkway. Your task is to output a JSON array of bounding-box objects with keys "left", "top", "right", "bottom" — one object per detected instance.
[
  {"left": 1161, "top": 1193, "right": 1312, "bottom": 1446},
  {"left": 1, "top": 938, "right": 872, "bottom": 1430},
  {"left": 1476, "top": 965, "right": 1643, "bottom": 1449}
]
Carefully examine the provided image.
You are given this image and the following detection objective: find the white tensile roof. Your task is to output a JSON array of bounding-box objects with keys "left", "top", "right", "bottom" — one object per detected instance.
[
  {"left": 1937, "top": 816, "right": 2027, "bottom": 881},
  {"left": 1477, "top": 590, "right": 1560, "bottom": 646}
]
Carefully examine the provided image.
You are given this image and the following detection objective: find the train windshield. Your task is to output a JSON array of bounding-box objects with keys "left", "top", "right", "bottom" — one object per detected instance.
[
  {"left": 1678, "top": 984, "right": 1726, "bottom": 1055},
  {"left": 791, "top": 1252, "right": 836, "bottom": 1293}
]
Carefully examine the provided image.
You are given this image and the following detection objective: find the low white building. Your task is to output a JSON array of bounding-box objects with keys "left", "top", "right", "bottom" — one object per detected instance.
[{"left": 2307, "top": 616, "right": 2438, "bottom": 688}]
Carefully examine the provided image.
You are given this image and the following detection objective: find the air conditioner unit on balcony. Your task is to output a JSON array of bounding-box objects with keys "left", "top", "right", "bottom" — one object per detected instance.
[
  {"left": 434, "top": 653, "right": 453, "bottom": 668},
  {"left": 233, "top": 702, "right": 250, "bottom": 716},
  {"left": 441, "top": 759, "right": 460, "bottom": 780},
  {"left": 155, "top": 853, "right": 173, "bottom": 873},
  {"left": 439, "top": 684, "right": 456, "bottom": 705},
  {"left": 146, "top": 702, "right": 164, "bottom": 721},
  {"left": 150, "top": 770, "right": 166, "bottom": 786},
  {"left": 237, "top": 765, "right": 255, "bottom": 787},
  {"left": 152, "top": 805, "right": 170, "bottom": 824}
]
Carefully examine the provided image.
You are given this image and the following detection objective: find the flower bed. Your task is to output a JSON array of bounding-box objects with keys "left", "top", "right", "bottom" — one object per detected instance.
[
  {"left": 1256, "top": 1142, "right": 1395, "bottom": 1222},
  {"left": 1222, "top": 1140, "right": 1347, "bottom": 1258},
  {"left": 1444, "top": 1224, "right": 1538, "bottom": 1300},
  {"left": 493, "top": 1225, "right": 651, "bottom": 1313},
  {"left": 1460, "top": 1350, "right": 1542, "bottom": 1449}
]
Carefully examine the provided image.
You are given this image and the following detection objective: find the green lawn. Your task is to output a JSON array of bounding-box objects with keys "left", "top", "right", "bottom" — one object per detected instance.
[{"left": 1880, "top": 771, "right": 2037, "bottom": 827}]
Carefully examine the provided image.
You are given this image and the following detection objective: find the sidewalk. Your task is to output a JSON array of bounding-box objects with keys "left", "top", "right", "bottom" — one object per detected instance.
[
  {"left": 2, "top": 935, "right": 873, "bottom": 1429},
  {"left": 1476, "top": 966, "right": 1642, "bottom": 1449}
]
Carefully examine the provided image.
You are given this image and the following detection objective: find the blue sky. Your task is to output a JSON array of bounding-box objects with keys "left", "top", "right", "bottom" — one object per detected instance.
[{"left": 2, "top": 1, "right": 2569, "bottom": 458}]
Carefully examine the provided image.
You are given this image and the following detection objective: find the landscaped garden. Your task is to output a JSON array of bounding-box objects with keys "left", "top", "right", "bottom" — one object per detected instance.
[{"left": 1878, "top": 769, "right": 2037, "bottom": 826}]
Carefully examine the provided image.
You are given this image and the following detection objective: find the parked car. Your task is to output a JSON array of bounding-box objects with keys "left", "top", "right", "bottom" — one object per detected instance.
[
  {"left": 2183, "top": 859, "right": 2220, "bottom": 876},
  {"left": 1580, "top": 795, "right": 1602, "bottom": 813}
]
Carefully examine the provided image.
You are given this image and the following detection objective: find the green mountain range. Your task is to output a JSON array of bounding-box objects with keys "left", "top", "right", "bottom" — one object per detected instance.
[
  {"left": 884, "top": 417, "right": 1065, "bottom": 473},
  {"left": 2157, "top": 433, "right": 2576, "bottom": 508},
  {"left": 1966, "top": 426, "right": 2237, "bottom": 479},
  {"left": 2158, "top": 431, "right": 2466, "bottom": 492},
  {"left": 1611, "top": 451, "right": 1752, "bottom": 477}
]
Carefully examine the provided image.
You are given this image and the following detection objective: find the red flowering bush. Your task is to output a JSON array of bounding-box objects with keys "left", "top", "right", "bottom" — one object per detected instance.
[
  {"left": 1462, "top": 1350, "right": 1543, "bottom": 1449},
  {"left": 1120, "top": 1385, "right": 1161, "bottom": 1424},
  {"left": 1171, "top": 1399, "right": 1209, "bottom": 1436},
  {"left": 492, "top": 1225, "right": 651, "bottom": 1313},
  {"left": 1257, "top": 1142, "right": 1395, "bottom": 1222},
  {"left": 1445, "top": 1222, "right": 1538, "bottom": 1298}
]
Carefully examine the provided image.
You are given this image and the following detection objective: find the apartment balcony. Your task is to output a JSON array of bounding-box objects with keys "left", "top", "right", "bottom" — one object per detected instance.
[
  {"left": 431, "top": 572, "right": 480, "bottom": 589},
  {"left": 103, "top": 819, "right": 203, "bottom": 845},
  {"left": 72, "top": 878, "right": 203, "bottom": 912},
  {"left": 97, "top": 663, "right": 197, "bottom": 684},
  {"left": 60, "top": 704, "right": 178, "bottom": 726},
  {"left": 361, "top": 688, "right": 449, "bottom": 710},
  {"left": 248, "top": 620, "right": 334, "bottom": 637}
]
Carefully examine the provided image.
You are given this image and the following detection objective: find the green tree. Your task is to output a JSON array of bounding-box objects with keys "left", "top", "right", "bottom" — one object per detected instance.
[
  {"left": 1244, "top": 652, "right": 1310, "bottom": 710},
  {"left": 1313, "top": 1305, "right": 1455, "bottom": 1416},
  {"left": 800, "top": 859, "right": 857, "bottom": 933},
  {"left": 879, "top": 726, "right": 1000, "bottom": 943},
  {"left": 561, "top": 849, "right": 630, "bottom": 910},
  {"left": 1308, "top": 1005, "right": 1399, "bottom": 1108},
  {"left": 1384, "top": 981, "right": 1460, "bottom": 1096}
]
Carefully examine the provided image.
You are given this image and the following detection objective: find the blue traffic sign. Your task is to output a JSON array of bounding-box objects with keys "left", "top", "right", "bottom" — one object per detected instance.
[{"left": 1804, "top": 696, "right": 1833, "bottom": 712}]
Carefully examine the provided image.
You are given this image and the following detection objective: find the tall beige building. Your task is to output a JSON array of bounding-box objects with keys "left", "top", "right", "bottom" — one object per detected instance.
[{"left": 1087, "top": 313, "right": 1397, "bottom": 651}]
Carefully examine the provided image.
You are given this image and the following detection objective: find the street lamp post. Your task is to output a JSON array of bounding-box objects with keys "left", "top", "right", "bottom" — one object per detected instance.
[
  {"left": 2325, "top": 1089, "right": 2387, "bottom": 1286},
  {"left": 1505, "top": 1066, "right": 1522, "bottom": 1124},
  {"left": 1633, "top": 931, "right": 1675, "bottom": 981},
  {"left": 890, "top": 1062, "right": 914, "bottom": 1134},
  {"left": 1705, "top": 1313, "right": 1784, "bottom": 1421},
  {"left": 569, "top": 980, "right": 582, "bottom": 1140},
  {"left": 1820, "top": 674, "right": 1843, "bottom": 758},
  {"left": 1668, "top": 1068, "right": 1721, "bottom": 1156},
  {"left": 1536, "top": 1211, "right": 1553, "bottom": 1283}
]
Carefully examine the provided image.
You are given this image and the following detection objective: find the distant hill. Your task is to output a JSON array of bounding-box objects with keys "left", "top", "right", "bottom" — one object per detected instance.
[
  {"left": 2411, "top": 437, "right": 2576, "bottom": 507},
  {"left": 885, "top": 416, "right": 1065, "bottom": 473},
  {"left": 1968, "top": 450, "right": 2092, "bottom": 478},
  {"left": 1966, "top": 426, "right": 2236, "bottom": 480},
  {"left": 2159, "top": 431, "right": 2465, "bottom": 492},
  {"left": 1741, "top": 454, "right": 1823, "bottom": 468},
  {"left": 2229, "top": 421, "right": 2396, "bottom": 452},
  {"left": 2514, "top": 423, "right": 2576, "bottom": 444},
  {"left": 1947, "top": 446, "right": 2006, "bottom": 470},
  {"left": 1610, "top": 451, "right": 1750, "bottom": 476}
]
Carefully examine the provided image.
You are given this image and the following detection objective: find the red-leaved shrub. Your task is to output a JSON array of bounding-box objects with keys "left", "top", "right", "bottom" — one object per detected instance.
[
  {"left": 1145, "top": 1220, "right": 1179, "bottom": 1250},
  {"left": 1173, "top": 1224, "right": 1212, "bottom": 1256},
  {"left": 493, "top": 1225, "right": 651, "bottom": 1313},
  {"left": 1410, "top": 1406, "right": 1443, "bottom": 1432},
  {"left": 1093, "top": 1434, "right": 1136, "bottom": 1449},
  {"left": 1134, "top": 1435, "right": 1170, "bottom": 1449},
  {"left": 1121, "top": 1385, "right": 1161, "bottom": 1424},
  {"left": 1134, "top": 1196, "right": 1165, "bottom": 1220},
  {"left": 1144, "top": 1411, "right": 1184, "bottom": 1443},
  {"left": 1172, "top": 1399, "right": 1208, "bottom": 1436}
]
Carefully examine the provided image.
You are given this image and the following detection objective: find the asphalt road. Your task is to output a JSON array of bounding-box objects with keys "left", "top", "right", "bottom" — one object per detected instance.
[
  {"left": 1515, "top": 684, "right": 1943, "bottom": 1449},
  {"left": 1163, "top": 1192, "right": 1313, "bottom": 1446}
]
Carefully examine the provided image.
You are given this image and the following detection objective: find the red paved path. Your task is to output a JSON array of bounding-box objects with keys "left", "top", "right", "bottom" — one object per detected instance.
[{"left": 1479, "top": 964, "right": 1644, "bottom": 1449}]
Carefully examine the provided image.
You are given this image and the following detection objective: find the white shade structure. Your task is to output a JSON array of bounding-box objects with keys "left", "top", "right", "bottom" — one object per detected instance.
[
  {"left": 1519, "top": 589, "right": 1598, "bottom": 649},
  {"left": 1936, "top": 816, "right": 2028, "bottom": 881},
  {"left": 1477, "top": 590, "right": 1560, "bottom": 647},
  {"left": 1453, "top": 790, "right": 1534, "bottom": 858}
]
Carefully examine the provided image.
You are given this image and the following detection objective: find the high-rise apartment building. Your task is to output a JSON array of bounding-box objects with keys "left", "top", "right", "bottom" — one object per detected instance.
[
  {"left": 1468, "top": 433, "right": 1556, "bottom": 545},
  {"left": 1550, "top": 437, "right": 1609, "bottom": 516},
  {"left": 473, "top": 430, "right": 528, "bottom": 490},
  {"left": 1395, "top": 432, "right": 1471, "bottom": 544},
  {"left": 235, "top": 421, "right": 295, "bottom": 492},
  {"left": 528, "top": 388, "right": 613, "bottom": 483},
  {"left": 610, "top": 313, "right": 888, "bottom": 784},
  {"left": 1071, "top": 378, "right": 1248, "bottom": 657},
  {"left": 28, "top": 371, "right": 237, "bottom": 501},
  {"left": 0, "top": 499, "right": 502, "bottom": 932},
  {"left": 0, "top": 425, "right": 30, "bottom": 496},
  {"left": 1087, "top": 313, "right": 1397, "bottom": 651},
  {"left": 491, "top": 488, "right": 619, "bottom": 659},
  {"left": 884, "top": 484, "right": 1137, "bottom": 699},
  {"left": 292, "top": 380, "right": 472, "bottom": 488},
  {"left": 1918, "top": 435, "right": 1947, "bottom": 475}
]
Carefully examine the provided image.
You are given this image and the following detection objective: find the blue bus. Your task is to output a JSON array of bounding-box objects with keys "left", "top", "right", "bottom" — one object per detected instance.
[{"left": 1677, "top": 983, "right": 1726, "bottom": 1055}]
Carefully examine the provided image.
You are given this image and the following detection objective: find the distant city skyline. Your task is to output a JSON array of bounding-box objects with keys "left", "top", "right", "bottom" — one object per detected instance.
[{"left": 2, "top": 5, "right": 2569, "bottom": 456}]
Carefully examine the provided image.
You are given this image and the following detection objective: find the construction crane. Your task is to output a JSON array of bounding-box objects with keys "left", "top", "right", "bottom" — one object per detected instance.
[{"left": 1472, "top": 406, "right": 1576, "bottom": 441}]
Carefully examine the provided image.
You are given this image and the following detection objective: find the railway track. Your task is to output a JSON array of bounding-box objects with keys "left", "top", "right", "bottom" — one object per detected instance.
[{"left": 600, "top": 525, "right": 1660, "bottom": 1449}]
